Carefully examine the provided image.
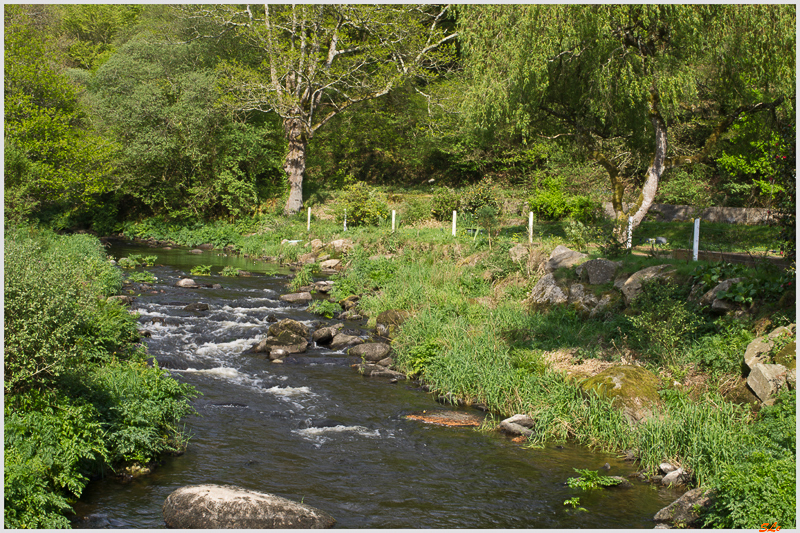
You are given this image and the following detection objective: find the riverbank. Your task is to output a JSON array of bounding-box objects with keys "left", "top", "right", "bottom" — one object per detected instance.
[
  {"left": 111, "top": 207, "right": 796, "bottom": 529},
  {"left": 4, "top": 225, "right": 198, "bottom": 528}
]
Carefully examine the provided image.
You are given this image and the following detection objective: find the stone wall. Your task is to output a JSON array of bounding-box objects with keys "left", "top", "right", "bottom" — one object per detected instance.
[{"left": 602, "top": 203, "right": 773, "bottom": 225}]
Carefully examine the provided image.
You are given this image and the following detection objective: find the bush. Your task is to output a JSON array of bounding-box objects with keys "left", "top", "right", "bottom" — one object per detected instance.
[
  {"left": 334, "top": 182, "right": 389, "bottom": 227},
  {"left": 461, "top": 177, "right": 502, "bottom": 215},
  {"left": 307, "top": 299, "right": 341, "bottom": 318},
  {"left": 529, "top": 176, "right": 569, "bottom": 220},
  {"left": 430, "top": 187, "right": 459, "bottom": 221},
  {"left": 401, "top": 197, "right": 432, "bottom": 225}
]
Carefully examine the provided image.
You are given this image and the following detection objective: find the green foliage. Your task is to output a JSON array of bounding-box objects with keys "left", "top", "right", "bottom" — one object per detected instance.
[
  {"left": 773, "top": 121, "right": 796, "bottom": 266},
  {"left": 657, "top": 165, "right": 714, "bottom": 207},
  {"left": 430, "top": 187, "right": 459, "bottom": 221},
  {"left": 626, "top": 280, "right": 701, "bottom": 365},
  {"left": 307, "top": 299, "right": 342, "bottom": 319},
  {"left": 290, "top": 263, "right": 320, "bottom": 291},
  {"left": 566, "top": 468, "right": 623, "bottom": 490},
  {"left": 190, "top": 265, "right": 212, "bottom": 276},
  {"left": 61, "top": 5, "right": 143, "bottom": 70},
  {"left": 405, "top": 339, "right": 440, "bottom": 377},
  {"left": 528, "top": 176, "right": 599, "bottom": 223},
  {"left": 401, "top": 197, "right": 432, "bottom": 226},
  {"left": 4, "top": 227, "right": 197, "bottom": 528},
  {"left": 4, "top": 5, "right": 117, "bottom": 223},
  {"left": 126, "top": 271, "right": 157, "bottom": 284},
  {"left": 686, "top": 319, "right": 753, "bottom": 377},
  {"left": 221, "top": 266, "right": 240, "bottom": 277},
  {"left": 334, "top": 182, "right": 389, "bottom": 227},
  {"left": 563, "top": 219, "right": 595, "bottom": 252},
  {"left": 461, "top": 177, "right": 502, "bottom": 215}
]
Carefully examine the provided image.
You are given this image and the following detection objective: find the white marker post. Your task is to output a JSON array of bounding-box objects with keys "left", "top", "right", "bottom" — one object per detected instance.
[
  {"left": 626, "top": 217, "right": 634, "bottom": 249},
  {"left": 452, "top": 210, "right": 457, "bottom": 237},
  {"left": 693, "top": 218, "right": 701, "bottom": 261},
  {"left": 392, "top": 210, "right": 396, "bottom": 233},
  {"left": 344, "top": 209, "right": 347, "bottom": 232},
  {"left": 528, "top": 212, "right": 534, "bottom": 245},
  {"left": 307, "top": 207, "right": 311, "bottom": 232}
]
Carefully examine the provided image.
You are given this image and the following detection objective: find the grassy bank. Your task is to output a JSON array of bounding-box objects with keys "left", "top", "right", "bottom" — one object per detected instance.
[
  {"left": 112, "top": 186, "right": 795, "bottom": 528},
  {"left": 4, "top": 226, "right": 198, "bottom": 528}
]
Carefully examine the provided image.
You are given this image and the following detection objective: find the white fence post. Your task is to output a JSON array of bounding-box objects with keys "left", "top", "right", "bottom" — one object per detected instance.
[
  {"left": 528, "top": 212, "right": 534, "bottom": 245},
  {"left": 307, "top": 207, "right": 311, "bottom": 232},
  {"left": 626, "top": 217, "right": 633, "bottom": 249},
  {"left": 693, "top": 218, "right": 701, "bottom": 261},
  {"left": 344, "top": 209, "right": 347, "bottom": 231},
  {"left": 392, "top": 210, "right": 396, "bottom": 232}
]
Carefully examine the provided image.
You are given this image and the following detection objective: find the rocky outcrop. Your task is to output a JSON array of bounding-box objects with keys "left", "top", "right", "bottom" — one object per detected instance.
[
  {"left": 580, "top": 365, "right": 660, "bottom": 422},
  {"left": 545, "top": 245, "right": 587, "bottom": 273},
  {"left": 529, "top": 274, "right": 568, "bottom": 307},
  {"left": 653, "top": 487, "right": 715, "bottom": 528},
  {"left": 620, "top": 264, "right": 676, "bottom": 304},
  {"left": 742, "top": 324, "right": 796, "bottom": 404},
  {"left": 747, "top": 364, "right": 789, "bottom": 405},
  {"left": 576, "top": 258, "right": 621, "bottom": 285},
  {"left": 162, "top": 484, "right": 335, "bottom": 529}
]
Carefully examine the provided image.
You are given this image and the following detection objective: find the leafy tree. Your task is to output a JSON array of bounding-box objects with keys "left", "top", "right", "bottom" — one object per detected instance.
[
  {"left": 177, "top": 4, "right": 458, "bottom": 214},
  {"left": 4, "top": 5, "right": 116, "bottom": 222},
  {"left": 88, "top": 36, "right": 285, "bottom": 220},
  {"left": 457, "top": 5, "right": 795, "bottom": 236}
]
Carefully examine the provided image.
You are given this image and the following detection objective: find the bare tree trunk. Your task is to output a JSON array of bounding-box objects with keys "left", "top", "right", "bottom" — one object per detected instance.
[
  {"left": 283, "top": 116, "right": 307, "bottom": 215},
  {"left": 626, "top": 92, "right": 667, "bottom": 230}
]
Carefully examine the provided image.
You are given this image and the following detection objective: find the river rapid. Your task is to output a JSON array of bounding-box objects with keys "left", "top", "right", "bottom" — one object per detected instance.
[{"left": 73, "top": 242, "right": 681, "bottom": 528}]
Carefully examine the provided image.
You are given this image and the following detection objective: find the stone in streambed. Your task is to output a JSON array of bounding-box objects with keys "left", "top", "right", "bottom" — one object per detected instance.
[
  {"left": 348, "top": 342, "right": 391, "bottom": 362},
  {"left": 162, "top": 484, "right": 335, "bottom": 529},
  {"left": 183, "top": 303, "right": 209, "bottom": 312},
  {"left": 329, "top": 333, "right": 362, "bottom": 350},
  {"left": 269, "top": 318, "right": 310, "bottom": 339},
  {"left": 280, "top": 292, "right": 313, "bottom": 304}
]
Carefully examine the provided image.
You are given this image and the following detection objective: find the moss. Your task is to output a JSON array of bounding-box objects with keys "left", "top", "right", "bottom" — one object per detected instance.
[{"left": 580, "top": 365, "right": 660, "bottom": 420}]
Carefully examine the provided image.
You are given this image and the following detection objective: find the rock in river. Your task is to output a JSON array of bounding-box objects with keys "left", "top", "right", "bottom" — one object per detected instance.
[{"left": 162, "top": 484, "right": 335, "bottom": 528}]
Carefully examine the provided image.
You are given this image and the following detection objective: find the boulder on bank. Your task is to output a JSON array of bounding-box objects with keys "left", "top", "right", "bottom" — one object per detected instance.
[
  {"left": 327, "top": 238, "right": 354, "bottom": 255},
  {"left": 376, "top": 309, "right": 410, "bottom": 339},
  {"left": 747, "top": 363, "right": 788, "bottom": 405},
  {"left": 620, "top": 265, "right": 676, "bottom": 304},
  {"left": 576, "top": 258, "right": 621, "bottom": 286},
  {"left": 653, "top": 487, "right": 715, "bottom": 528},
  {"left": 580, "top": 365, "right": 660, "bottom": 422},
  {"left": 499, "top": 414, "right": 534, "bottom": 437},
  {"left": 545, "top": 245, "right": 587, "bottom": 273},
  {"left": 162, "top": 484, "right": 335, "bottom": 529}
]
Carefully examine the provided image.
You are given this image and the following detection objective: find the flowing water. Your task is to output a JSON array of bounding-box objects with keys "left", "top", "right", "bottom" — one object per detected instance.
[{"left": 73, "top": 242, "right": 681, "bottom": 528}]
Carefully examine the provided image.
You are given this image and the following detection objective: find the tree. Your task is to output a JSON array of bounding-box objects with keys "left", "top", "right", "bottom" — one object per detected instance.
[
  {"left": 4, "top": 5, "right": 116, "bottom": 222},
  {"left": 458, "top": 5, "right": 795, "bottom": 235},
  {"left": 176, "top": 4, "right": 457, "bottom": 214}
]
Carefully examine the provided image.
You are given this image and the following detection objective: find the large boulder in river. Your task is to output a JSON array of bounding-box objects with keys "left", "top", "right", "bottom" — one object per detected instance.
[
  {"left": 162, "top": 484, "right": 335, "bottom": 529},
  {"left": 176, "top": 278, "right": 200, "bottom": 288},
  {"left": 329, "top": 333, "right": 363, "bottom": 350},
  {"left": 280, "top": 292, "right": 313, "bottom": 304},
  {"left": 580, "top": 365, "right": 660, "bottom": 422},
  {"left": 653, "top": 487, "right": 715, "bottom": 528},
  {"left": 544, "top": 245, "right": 587, "bottom": 273},
  {"left": 349, "top": 342, "right": 391, "bottom": 362},
  {"left": 269, "top": 318, "right": 310, "bottom": 339},
  {"left": 312, "top": 324, "right": 344, "bottom": 345}
]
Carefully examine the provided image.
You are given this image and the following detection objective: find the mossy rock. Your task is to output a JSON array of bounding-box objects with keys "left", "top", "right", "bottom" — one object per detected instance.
[
  {"left": 579, "top": 365, "right": 660, "bottom": 422},
  {"left": 773, "top": 340, "right": 796, "bottom": 370}
]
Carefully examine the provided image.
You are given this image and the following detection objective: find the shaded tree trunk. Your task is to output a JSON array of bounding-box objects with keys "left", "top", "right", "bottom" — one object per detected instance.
[{"left": 283, "top": 116, "right": 308, "bottom": 215}]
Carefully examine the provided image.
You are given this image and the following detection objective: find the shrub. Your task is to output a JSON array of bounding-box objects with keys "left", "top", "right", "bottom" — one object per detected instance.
[
  {"left": 190, "top": 264, "right": 212, "bottom": 276},
  {"left": 529, "top": 176, "right": 569, "bottom": 220},
  {"left": 307, "top": 299, "right": 341, "bottom": 318},
  {"left": 334, "top": 182, "right": 389, "bottom": 227},
  {"left": 430, "top": 187, "right": 459, "bottom": 221},
  {"left": 290, "top": 263, "right": 320, "bottom": 291},
  {"left": 401, "top": 197, "right": 432, "bottom": 225},
  {"left": 461, "top": 177, "right": 502, "bottom": 215},
  {"left": 221, "top": 266, "right": 240, "bottom": 277}
]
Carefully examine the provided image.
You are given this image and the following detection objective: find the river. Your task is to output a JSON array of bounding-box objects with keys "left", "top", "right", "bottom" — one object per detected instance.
[{"left": 72, "top": 242, "right": 681, "bottom": 528}]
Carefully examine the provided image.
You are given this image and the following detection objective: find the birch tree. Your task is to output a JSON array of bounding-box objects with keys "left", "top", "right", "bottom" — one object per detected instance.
[
  {"left": 458, "top": 5, "right": 794, "bottom": 235},
  {"left": 178, "top": 4, "right": 457, "bottom": 214}
]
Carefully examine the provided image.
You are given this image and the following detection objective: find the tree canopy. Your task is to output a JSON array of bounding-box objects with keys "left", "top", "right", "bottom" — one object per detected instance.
[{"left": 457, "top": 5, "right": 795, "bottom": 231}]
